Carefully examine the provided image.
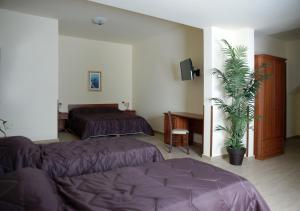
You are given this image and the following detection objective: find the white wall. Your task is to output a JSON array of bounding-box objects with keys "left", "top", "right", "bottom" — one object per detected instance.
[
  {"left": 59, "top": 36, "right": 132, "bottom": 112},
  {"left": 132, "top": 26, "right": 203, "bottom": 132},
  {"left": 0, "top": 9, "right": 58, "bottom": 141},
  {"left": 204, "top": 27, "right": 255, "bottom": 157}
]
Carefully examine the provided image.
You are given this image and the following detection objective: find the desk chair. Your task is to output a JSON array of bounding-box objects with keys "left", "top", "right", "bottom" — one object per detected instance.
[{"left": 167, "top": 111, "right": 189, "bottom": 154}]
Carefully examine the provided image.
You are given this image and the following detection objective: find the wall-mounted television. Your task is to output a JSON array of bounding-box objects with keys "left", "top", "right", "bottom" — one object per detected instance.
[{"left": 180, "top": 58, "right": 200, "bottom": 80}]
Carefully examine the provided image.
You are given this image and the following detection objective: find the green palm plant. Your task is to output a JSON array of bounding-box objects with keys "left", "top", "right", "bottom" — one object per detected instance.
[{"left": 211, "top": 39, "right": 266, "bottom": 150}]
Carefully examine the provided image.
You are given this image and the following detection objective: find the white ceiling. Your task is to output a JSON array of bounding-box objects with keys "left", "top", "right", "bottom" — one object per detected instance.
[
  {"left": 0, "top": 0, "right": 184, "bottom": 44},
  {"left": 1, "top": 0, "right": 300, "bottom": 43},
  {"left": 90, "top": 0, "right": 300, "bottom": 39}
]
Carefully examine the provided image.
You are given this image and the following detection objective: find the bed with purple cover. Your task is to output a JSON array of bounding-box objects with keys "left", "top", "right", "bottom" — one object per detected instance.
[
  {"left": 0, "top": 158, "right": 270, "bottom": 211},
  {"left": 0, "top": 136, "right": 163, "bottom": 177},
  {"left": 67, "top": 104, "right": 154, "bottom": 139}
]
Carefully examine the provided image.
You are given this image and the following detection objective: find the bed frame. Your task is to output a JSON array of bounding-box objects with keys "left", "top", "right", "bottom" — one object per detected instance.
[{"left": 68, "top": 103, "right": 119, "bottom": 112}]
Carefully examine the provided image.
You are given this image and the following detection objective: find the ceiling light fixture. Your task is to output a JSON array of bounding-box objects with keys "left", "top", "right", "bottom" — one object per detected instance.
[{"left": 92, "top": 16, "right": 107, "bottom": 26}]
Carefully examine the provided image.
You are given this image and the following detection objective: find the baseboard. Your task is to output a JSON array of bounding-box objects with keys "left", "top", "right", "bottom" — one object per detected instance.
[
  {"left": 35, "top": 139, "right": 59, "bottom": 144},
  {"left": 286, "top": 135, "right": 300, "bottom": 139},
  {"left": 201, "top": 154, "right": 211, "bottom": 160},
  {"left": 202, "top": 153, "right": 255, "bottom": 160},
  {"left": 154, "top": 130, "right": 163, "bottom": 135}
]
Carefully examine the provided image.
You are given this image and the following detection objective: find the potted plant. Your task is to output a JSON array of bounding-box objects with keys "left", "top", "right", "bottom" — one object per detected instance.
[{"left": 211, "top": 39, "right": 266, "bottom": 165}]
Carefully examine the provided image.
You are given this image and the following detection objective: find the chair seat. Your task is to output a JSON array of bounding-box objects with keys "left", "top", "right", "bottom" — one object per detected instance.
[{"left": 171, "top": 129, "right": 189, "bottom": 135}]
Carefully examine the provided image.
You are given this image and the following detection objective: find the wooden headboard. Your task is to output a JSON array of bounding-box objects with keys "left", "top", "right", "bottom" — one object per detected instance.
[{"left": 68, "top": 103, "right": 118, "bottom": 112}]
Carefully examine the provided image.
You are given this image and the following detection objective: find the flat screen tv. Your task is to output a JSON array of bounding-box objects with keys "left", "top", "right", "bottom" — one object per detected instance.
[{"left": 180, "top": 58, "right": 200, "bottom": 80}]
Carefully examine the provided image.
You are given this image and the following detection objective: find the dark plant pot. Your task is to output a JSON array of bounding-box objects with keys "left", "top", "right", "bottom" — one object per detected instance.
[{"left": 227, "top": 147, "right": 246, "bottom": 165}]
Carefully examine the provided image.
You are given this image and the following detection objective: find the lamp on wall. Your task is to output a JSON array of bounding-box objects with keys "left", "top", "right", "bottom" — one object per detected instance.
[
  {"left": 0, "top": 119, "right": 8, "bottom": 137},
  {"left": 119, "top": 101, "right": 129, "bottom": 111}
]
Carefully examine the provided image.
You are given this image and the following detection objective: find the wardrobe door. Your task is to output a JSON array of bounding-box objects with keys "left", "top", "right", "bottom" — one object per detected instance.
[{"left": 254, "top": 55, "right": 286, "bottom": 160}]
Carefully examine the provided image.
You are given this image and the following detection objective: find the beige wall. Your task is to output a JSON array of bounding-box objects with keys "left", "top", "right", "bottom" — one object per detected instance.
[
  {"left": 132, "top": 26, "right": 203, "bottom": 132},
  {"left": 255, "top": 33, "right": 286, "bottom": 58},
  {"left": 286, "top": 40, "right": 300, "bottom": 93},
  {"left": 0, "top": 9, "right": 58, "bottom": 141},
  {"left": 59, "top": 35, "right": 132, "bottom": 112},
  {"left": 295, "top": 92, "right": 300, "bottom": 135},
  {"left": 286, "top": 39, "right": 300, "bottom": 136}
]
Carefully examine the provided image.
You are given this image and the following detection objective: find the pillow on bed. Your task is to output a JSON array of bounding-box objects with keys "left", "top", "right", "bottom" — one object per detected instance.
[
  {"left": 0, "top": 168, "right": 62, "bottom": 211},
  {"left": 0, "top": 136, "right": 41, "bottom": 174}
]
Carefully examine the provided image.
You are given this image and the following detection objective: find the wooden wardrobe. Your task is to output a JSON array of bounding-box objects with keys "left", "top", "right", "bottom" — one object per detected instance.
[{"left": 254, "top": 54, "right": 286, "bottom": 160}]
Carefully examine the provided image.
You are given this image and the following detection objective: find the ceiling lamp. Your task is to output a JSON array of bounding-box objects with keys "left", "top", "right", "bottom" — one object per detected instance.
[{"left": 92, "top": 16, "right": 107, "bottom": 26}]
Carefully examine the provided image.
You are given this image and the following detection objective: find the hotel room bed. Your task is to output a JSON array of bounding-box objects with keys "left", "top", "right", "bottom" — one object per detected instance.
[
  {"left": 0, "top": 136, "right": 163, "bottom": 177},
  {"left": 0, "top": 158, "right": 270, "bottom": 211},
  {"left": 67, "top": 104, "right": 154, "bottom": 139}
]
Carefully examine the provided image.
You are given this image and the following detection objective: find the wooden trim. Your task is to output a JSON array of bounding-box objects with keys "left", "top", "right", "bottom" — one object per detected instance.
[
  {"left": 124, "top": 110, "right": 136, "bottom": 115},
  {"left": 68, "top": 103, "right": 118, "bottom": 112},
  {"left": 210, "top": 105, "right": 213, "bottom": 157}
]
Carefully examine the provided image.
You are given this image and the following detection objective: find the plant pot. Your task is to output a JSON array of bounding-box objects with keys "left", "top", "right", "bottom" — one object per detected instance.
[{"left": 227, "top": 147, "right": 246, "bottom": 165}]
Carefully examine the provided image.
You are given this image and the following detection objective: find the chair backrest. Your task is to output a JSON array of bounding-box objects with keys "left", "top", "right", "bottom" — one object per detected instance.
[{"left": 167, "top": 111, "right": 173, "bottom": 131}]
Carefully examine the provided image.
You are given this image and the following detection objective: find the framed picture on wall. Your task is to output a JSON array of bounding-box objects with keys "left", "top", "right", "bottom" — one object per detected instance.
[{"left": 88, "top": 71, "right": 102, "bottom": 91}]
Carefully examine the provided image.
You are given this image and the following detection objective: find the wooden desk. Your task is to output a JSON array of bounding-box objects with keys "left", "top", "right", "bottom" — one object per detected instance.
[{"left": 164, "top": 112, "right": 204, "bottom": 147}]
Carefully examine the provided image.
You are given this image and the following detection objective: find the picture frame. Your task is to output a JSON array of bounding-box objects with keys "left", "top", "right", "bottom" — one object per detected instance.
[{"left": 88, "top": 71, "right": 102, "bottom": 91}]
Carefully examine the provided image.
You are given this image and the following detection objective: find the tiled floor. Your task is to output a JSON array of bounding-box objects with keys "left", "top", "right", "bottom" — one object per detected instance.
[{"left": 58, "top": 132, "right": 300, "bottom": 211}]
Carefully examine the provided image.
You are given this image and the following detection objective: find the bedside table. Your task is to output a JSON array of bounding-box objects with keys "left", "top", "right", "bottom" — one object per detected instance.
[
  {"left": 58, "top": 112, "right": 68, "bottom": 132},
  {"left": 124, "top": 110, "right": 136, "bottom": 115}
]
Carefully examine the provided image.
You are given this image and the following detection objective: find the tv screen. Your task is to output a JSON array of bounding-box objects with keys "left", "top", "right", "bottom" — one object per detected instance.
[{"left": 180, "top": 58, "right": 194, "bottom": 80}]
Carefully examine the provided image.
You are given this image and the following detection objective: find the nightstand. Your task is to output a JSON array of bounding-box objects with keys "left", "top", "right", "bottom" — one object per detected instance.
[
  {"left": 124, "top": 110, "right": 136, "bottom": 115},
  {"left": 58, "top": 112, "right": 68, "bottom": 132}
]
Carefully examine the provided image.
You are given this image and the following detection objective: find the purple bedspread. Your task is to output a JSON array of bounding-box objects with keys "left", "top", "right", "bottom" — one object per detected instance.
[
  {"left": 68, "top": 111, "right": 154, "bottom": 139},
  {"left": 55, "top": 158, "right": 269, "bottom": 211},
  {"left": 40, "top": 137, "right": 163, "bottom": 177},
  {"left": 0, "top": 136, "right": 163, "bottom": 177}
]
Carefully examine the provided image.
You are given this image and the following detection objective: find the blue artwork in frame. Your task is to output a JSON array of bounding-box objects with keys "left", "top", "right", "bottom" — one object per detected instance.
[{"left": 88, "top": 71, "right": 101, "bottom": 91}]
